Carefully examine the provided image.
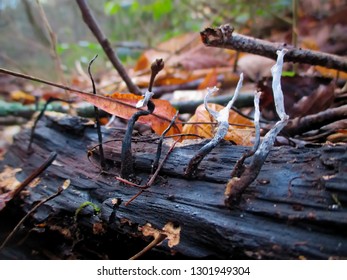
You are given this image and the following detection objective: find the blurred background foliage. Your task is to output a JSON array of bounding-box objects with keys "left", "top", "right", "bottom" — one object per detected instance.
[{"left": 0, "top": 0, "right": 318, "bottom": 81}]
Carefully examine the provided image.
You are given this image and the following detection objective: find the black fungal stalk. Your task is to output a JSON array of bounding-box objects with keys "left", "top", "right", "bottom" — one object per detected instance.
[
  {"left": 120, "top": 59, "right": 164, "bottom": 179},
  {"left": 88, "top": 54, "right": 106, "bottom": 169}
]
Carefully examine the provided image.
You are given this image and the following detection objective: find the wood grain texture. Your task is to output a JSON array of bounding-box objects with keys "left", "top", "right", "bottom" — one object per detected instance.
[{"left": 0, "top": 112, "right": 346, "bottom": 259}]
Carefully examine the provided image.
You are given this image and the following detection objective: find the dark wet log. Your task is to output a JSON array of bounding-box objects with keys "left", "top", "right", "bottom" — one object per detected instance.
[{"left": 0, "top": 113, "right": 346, "bottom": 259}]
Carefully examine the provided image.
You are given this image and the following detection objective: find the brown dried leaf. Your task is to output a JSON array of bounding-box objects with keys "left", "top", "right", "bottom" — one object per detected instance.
[
  {"left": 71, "top": 91, "right": 182, "bottom": 137},
  {"left": 140, "top": 222, "right": 181, "bottom": 248},
  {"left": 182, "top": 103, "right": 254, "bottom": 146},
  {"left": 258, "top": 76, "right": 335, "bottom": 120},
  {"left": 0, "top": 166, "right": 21, "bottom": 192},
  {"left": 162, "top": 222, "right": 181, "bottom": 248},
  {"left": 197, "top": 68, "right": 218, "bottom": 90}
]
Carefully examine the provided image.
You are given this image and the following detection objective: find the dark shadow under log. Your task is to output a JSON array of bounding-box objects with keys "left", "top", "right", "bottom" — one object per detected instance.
[{"left": 0, "top": 112, "right": 346, "bottom": 259}]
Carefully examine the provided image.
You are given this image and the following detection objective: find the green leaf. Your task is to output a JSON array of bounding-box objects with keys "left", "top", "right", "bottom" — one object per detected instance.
[
  {"left": 104, "top": 1, "right": 120, "bottom": 15},
  {"left": 152, "top": 0, "right": 172, "bottom": 20},
  {"left": 130, "top": 0, "right": 140, "bottom": 13},
  {"left": 56, "top": 43, "right": 69, "bottom": 55}
]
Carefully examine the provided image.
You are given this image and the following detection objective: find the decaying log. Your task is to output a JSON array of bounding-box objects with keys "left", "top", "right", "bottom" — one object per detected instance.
[{"left": 0, "top": 112, "right": 346, "bottom": 259}]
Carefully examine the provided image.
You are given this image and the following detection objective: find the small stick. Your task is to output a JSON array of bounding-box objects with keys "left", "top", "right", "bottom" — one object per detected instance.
[
  {"left": 129, "top": 233, "right": 167, "bottom": 260},
  {"left": 116, "top": 136, "right": 180, "bottom": 206},
  {"left": 0, "top": 67, "right": 179, "bottom": 139},
  {"left": 201, "top": 24, "right": 347, "bottom": 72},
  {"left": 35, "top": 0, "right": 68, "bottom": 100},
  {"left": 76, "top": 0, "right": 142, "bottom": 95},
  {"left": 88, "top": 55, "right": 106, "bottom": 169},
  {"left": 0, "top": 179, "right": 69, "bottom": 251},
  {"left": 152, "top": 111, "right": 179, "bottom": 173},
  {"left": 12, "top": 152, "right": 57, "bottom": 199}
]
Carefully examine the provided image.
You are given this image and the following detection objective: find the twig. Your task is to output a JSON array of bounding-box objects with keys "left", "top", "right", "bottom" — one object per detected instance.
[
  {"left": 118, "top": 136, "right": 180, "bottom": 206},
  {"left": 35, "top": 0, "right": 68, "bottom": 99},
  {"left": 129, "top": 233, "right": 167, "bottom": 260},
  {"left": 0, "top": 179, "right": 69, "bottom": 251},
  {"left": 171, "top": 92, "right": 254, "bottom": 114},
  {"left": 0, "top": 67, "right": 178, "bottom": 130},
  {"left": 284, "top": 105, "right": 347, "bottom": 136},
  {"left": 76, "top": 0, "right": 141, "bottom": 95},
  {"left": 12, "top": 152, "right": 57, "bottom": 199},
  {"left": 201, "top": 24, "right": 347, "bottom": 72},
  {"left": 88, "top": 55, "right": 105, "bottom": 169},
  {"left": 152, "top": 111, "right": 179, "bottom": 173}
]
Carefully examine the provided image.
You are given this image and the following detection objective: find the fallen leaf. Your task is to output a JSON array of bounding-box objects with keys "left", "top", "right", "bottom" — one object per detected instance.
[
  {"left": 182, "top": 103, "right": 254, "bottom": 146},
  {"left": 313, "top": 66, "right": 347, "bottom": 80},
  {"left": 258, "top": 76, "right": 335, "bottom": 120},
  {"left": 140, "top": 222, "right": 181, "bottom": 248},
  {"left": 10, "top": 90, "right": 36, "bottom": 104},
  {"left": 162, "top": 222, "right": 180, "bottom": 248},
  {"left": 71, "top": 90, "right": 182, "bottom": 137},
  {"left": 0, "top": 166, "right": 21, "bottom": 192},
  {"left": 0, "top": 166, "right": 22, "bottom": 211},
  {"left": 197, "top": 68, "right": 218, "bottom": 90}
]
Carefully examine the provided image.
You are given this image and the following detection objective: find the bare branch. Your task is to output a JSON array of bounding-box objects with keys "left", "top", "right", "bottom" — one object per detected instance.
[
  {"left": 201, "top": 24, "right": 347, "bottom": 72},
  {"left": 76, "top": 0, "right": 142, "bottom": 95}
]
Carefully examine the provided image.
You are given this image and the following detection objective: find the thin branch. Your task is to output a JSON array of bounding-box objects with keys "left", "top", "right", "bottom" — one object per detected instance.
[
  {"left": 35, "top": 0, "right": 68, "bottom": 99},
  {"left": 152, "top": 111, "right": 179, "bottom": 173},
  {"left": 129, "top": 233, "right": 167, "bottom": 260},
  {"left": 115, "top": 135, "right": 180, "bottom": 206},
  {"left": 171, "top": 92, "right": 254, "bottom": 114},
  {"left": 76, "top": 0, "right": 141, "bottom": 95},
  {"left": 0, "top": 179, "right": 69, "bottom": 251},
  {"left": 284, "top": 104, "right": 347, "bottom": 136},
  {"left": 201, "top": 24, "right": 347, "bottom": 72},
  {"left": 0, "top": 152, "right": 57, "bottom": 211},
  {"left": 0, "top": 67, "right": 177, "bottom": 130}
]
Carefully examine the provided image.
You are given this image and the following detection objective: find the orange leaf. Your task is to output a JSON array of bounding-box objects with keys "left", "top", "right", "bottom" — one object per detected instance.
[
  {"left": 197, "top": 68, "right": 218, "bottom": 90},
  {"left": 134, "top": 53, "right": 150, "bottom": 72},
  {"left": 10, "top": 90, "right": 35, "bottom": 104},
  {"left": 72, "top": 90, "right": 181, "bottom": 136},
  {"left": 314, "top": 66, "right": 347, "bottom": 80},
  {"left": 182, "top": 103, "right": 254, "bottom": 146}
]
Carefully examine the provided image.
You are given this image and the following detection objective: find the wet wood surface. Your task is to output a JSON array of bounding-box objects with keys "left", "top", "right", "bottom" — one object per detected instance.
[{"left": 0, "top": 112, "right": 346, "bottom": 259}]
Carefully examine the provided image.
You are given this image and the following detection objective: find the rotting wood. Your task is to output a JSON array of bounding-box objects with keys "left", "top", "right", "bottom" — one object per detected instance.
[{"left": 0, "top": 113, "right": 346, "bottom": 259}]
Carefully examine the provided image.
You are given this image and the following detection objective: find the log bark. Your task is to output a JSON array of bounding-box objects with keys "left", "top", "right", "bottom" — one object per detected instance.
[{"left": 0, "top": 113, "right": 346, "bottom": 259}]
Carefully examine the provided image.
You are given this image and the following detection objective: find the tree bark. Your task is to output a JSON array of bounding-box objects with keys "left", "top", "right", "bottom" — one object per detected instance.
[{"left": 0, "top": 113, "right": 346, "bottom": 259}]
